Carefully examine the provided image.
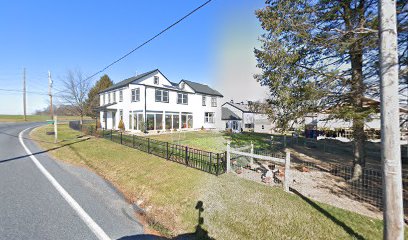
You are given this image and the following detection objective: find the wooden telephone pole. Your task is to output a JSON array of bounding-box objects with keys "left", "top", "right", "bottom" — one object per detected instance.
[
  {"left": 23, "top": 68, "right": 26, "bottom": 121},
  {"left": 379, "top": 0, "right": 404, "bottom": 239},
  {"left": 48, "top": 71, "right": 53, "bottom": 117}
]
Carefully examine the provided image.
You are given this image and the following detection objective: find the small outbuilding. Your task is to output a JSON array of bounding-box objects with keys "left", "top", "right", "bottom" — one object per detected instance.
[{"left": 221, "top": 101, "right": 273, "bottom": 133}]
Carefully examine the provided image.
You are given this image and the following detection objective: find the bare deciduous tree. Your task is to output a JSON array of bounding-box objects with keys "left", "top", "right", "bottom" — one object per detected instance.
[{"left": 59, "top": 69, "right": 91, "bottom": 123}]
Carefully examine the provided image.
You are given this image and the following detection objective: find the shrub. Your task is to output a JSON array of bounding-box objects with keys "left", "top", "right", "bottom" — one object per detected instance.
[{"left": 118, "top": 119, "right": 125, "bottom": 131}]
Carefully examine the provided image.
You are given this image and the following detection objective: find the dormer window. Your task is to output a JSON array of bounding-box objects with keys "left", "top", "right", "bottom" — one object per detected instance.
[{"left": 154, "top": 76, "right": 159, "bottom": 85}]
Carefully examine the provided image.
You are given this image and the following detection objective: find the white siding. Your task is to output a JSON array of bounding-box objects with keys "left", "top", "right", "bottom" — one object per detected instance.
[{"left": 99, "top": 71, "right": 223, "bottom": 132}]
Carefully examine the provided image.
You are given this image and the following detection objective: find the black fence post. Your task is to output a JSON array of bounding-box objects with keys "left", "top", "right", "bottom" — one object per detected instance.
[
  {"left": 110, "top": 129, "right": 113, "bottom": 141},
  {"left": 209, "top": 152, "right": 212, "bottom": 173},
  {"left": 148, "top": 138, "right": 150, "bottom": 153},
  {"left": 120, "top": 132, "right": 123, "bottom": 145},
  {"left": 185, "top": 146, "right": 189, "bottom": 166},
  {"left": 216, "top": 153, "right": 220, "bottom": 176},
  {"left": 166, "top": 142, "right": 169, "bottom": 160},
  {"left": 132, "top": 135, "right": 135, "bottom": 148}
]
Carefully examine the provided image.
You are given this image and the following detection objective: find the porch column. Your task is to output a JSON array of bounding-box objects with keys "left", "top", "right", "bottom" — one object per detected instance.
[
  {"left": 162, "top": 110, "right": 165, "bottom": 131},
  {"left": 179, "top": 112, "right": 182, "bottom": 129}
]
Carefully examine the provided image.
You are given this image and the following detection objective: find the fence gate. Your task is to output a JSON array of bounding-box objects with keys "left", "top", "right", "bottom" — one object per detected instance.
[{"left": 226, "top": 142, "right": 291, "bottom": 192}]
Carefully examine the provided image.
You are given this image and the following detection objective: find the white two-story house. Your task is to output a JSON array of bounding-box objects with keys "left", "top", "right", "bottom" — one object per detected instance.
[{"left": 97, "top": 69, "right": 224, "bottom": 132}]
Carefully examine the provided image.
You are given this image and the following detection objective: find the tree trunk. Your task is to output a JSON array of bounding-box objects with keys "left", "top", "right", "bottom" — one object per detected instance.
[
  {"left": 346, "top": 0, "right": 366, "bottom": 181},
  {"left": 351, "top": 117, "right": 366, "bottom": 181},
  {"left": 349, "top": 49, "right": 366, "bottom": 181}
]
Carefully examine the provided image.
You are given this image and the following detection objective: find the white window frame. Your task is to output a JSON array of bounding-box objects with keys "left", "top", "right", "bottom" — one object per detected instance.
[
  {"left": 211, "top": 97, "right": 217, "bottom": 107},
  {"left": 108, "top": 93, "right": 111, "bottom": 103},
  {"left": 119, "top": 90, "right": 123, "bottom": 102},
  {"left": 113, "top": 91, "right": 116, "bottom": 103},
  {"left": 177, "top": 93, "right": 188, "bottom": 105},
  {"left": 131, "top": 88, "right": 140, "bottom": 102},
  {"left": 202, "top": 96, "right": 206, "bottom": 106},
  {"left": 154, "top": 76, "right": 159, "bottom": 85},
  {"left": 103, "top": 94, "right": 105, "bottom": 105},
  {"left": 155, "top": 89, "right": 169, "bottom": 103},
  {"left": 204, "top": 112, "right": 214, "bottom": 123}
]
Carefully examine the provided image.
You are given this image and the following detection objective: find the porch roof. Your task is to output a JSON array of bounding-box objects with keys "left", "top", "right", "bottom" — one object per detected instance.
[
  {"left": 94, "top": 103, "right": 116, "bottom": 111},
  {"left": 221, "top": 107, "right": 242, "bottom": 120}
]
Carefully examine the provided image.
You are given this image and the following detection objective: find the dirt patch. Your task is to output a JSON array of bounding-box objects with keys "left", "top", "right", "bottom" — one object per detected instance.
[
  {"left": 232, "top": 161, "right": 383, "bottom": 220},
  {"left": 290, "top": 169, "right": 382, "bottom": 219}
]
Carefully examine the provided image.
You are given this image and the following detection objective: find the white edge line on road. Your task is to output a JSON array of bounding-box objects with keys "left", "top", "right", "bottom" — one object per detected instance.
[{"left": 18, "top": 127, "right": 111, "bottom": 240}]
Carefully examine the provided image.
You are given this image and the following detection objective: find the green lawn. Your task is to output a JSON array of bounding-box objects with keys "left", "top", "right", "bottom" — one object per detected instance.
[
  {"left": 0, "top": 114, "right": 89, "bottom": 122},
  {"left": 29, "top": 124, "right": 391, "bottom": 239},
  {"left": 148, "top": 130, "right": 273, "bottom": 152}
]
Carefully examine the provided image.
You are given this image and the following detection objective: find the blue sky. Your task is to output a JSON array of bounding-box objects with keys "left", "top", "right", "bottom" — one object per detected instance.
[{"left": 0, "top": 0, "right": 268, "bottom": 114}]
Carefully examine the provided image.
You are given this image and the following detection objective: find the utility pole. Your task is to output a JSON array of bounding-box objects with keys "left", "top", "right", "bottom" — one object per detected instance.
[
  {"left": 23, "top": 68, "right": 26, "bottom": 121},
  {"left": 379, "top": 0, "right": 404, "bottom": 239},
  {"left": 48, "top": 71, "right": 53, "bottom": 118}
]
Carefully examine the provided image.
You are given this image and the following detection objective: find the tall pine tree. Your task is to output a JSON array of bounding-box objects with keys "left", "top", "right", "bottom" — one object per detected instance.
[
  {"left": 254, "top": 0, "right": 407, "bottom": 180},
  {"left": 86, "top": 74, "right": 113, "bottom": 118}
]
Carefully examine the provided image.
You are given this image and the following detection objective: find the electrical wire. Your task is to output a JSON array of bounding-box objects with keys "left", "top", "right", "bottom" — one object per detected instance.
[
  {"left": 83, "top": 0, "right": 213, "bottom": 81},
  {"left": 0, "top": 1, "right": 213, "bottom": 99}
]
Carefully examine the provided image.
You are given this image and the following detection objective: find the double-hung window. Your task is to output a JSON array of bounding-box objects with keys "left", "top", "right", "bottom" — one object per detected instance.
[
  {"left": 113, "top": 91, "right": 116, "bottom": 103},
  {"left": 154, "top": 76, "right": 159, "bottom": 85},
  {"left": 119, "top": 90, "right": 123, "bottom": 102},
  {"left": 131, "top": 88, "right": 140, "bottom": 102},
  {"left": 211, "top": 97, "right": 217, "bottom": 107},
  {"left": 204, "top": 112, "right": 214, "bottom": 123},
  {"left": 155, "top": 89, "right": 169, "bottom": 103},
  {"left": 103, "top": 94, "right": 105, "bottom": 105},
  {"left": 202, "top": 96, "right": 206, "bottom": 106},
  {"left": 177, "top": 93, "right": 188, "bottom": 104},
  {"left": 108, "top": 93, "right": 111, "bottom": 103}
]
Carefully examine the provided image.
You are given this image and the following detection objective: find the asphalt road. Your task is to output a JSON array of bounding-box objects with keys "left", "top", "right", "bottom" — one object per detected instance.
[{"left": 0, "top": 122, "right": 145, "bottom": 240}]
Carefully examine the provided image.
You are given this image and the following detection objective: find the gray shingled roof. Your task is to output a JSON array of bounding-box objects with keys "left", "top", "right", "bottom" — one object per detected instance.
[
  {"left": 221, "top": 107, "right": 241, "bottom": 120},
  {"left": 223, "top": 102, "right": 252, "bottom": 112},
  {"left": 99, "top": 69, "right": 158, "bottom": 94},
  {"left": 182, "top": 80, "right": 223, "bottom": 97}
]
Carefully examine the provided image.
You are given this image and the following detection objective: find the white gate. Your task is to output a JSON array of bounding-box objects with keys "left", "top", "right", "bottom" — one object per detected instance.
[{"left": 226, "top": 142, "right": 291, "bottom": 192}]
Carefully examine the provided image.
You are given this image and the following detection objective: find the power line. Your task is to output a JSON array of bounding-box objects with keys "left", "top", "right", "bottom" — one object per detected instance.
[
  {"left": 84, "top": 0, "right": 213, "bottom": 81},
  {"left": 0, "top": 88, "right": 49, "bottom": 96}
]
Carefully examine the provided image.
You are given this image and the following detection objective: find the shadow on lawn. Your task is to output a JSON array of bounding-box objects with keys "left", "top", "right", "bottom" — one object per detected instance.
[
  {"left": 290, "top": 187, "right": 365, "bottom": 240},
  {"left": 117, "top": 201, "right": 214, "bottom": 240}
]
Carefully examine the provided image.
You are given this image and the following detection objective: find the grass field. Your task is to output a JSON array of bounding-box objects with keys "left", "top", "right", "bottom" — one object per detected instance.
[
  {"left": 148, "top": 131, "right": 272, "bottom": 152},
  {"left": 0, "top": 115, "right": 89, "bottom": 122},
  {"left": 31, "top": 124, "right": 390, "bottom": 239}
]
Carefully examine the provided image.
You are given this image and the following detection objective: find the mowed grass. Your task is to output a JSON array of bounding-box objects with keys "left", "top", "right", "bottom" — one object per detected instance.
[
  {"left": 31, "top": 124, "right": 388, "bottom": 239},
  {"left": 0, "top": 114, "right": 89, "bottom": 122},
  {"left": 148, "top": 131, "right": 272, "bottom": 152}
]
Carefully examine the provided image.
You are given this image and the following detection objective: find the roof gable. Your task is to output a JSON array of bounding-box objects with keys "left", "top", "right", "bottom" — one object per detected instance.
[
  {"left": 222, "top": 102, "right": 252, "bottom": 113},
  {"left": 180, "top": 80, "right": 223, "bottom": 97},
  {"left": 221, "top": 107, "right": 242, "bottom": 120},
  {"left": 99, "top": 69, "right": 159, "bottom": 94}
]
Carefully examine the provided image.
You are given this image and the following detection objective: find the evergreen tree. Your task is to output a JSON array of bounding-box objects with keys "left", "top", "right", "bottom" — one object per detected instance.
[
  {"left": 254, "top": 0, "right": 407, "bottom": 180},
  {"left": 86, "top": 74, "right": 113, "bottom": 118}
]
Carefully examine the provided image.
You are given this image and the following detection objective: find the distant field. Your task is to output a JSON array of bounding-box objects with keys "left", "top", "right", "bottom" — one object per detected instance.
[{"left": 0, "top": 115, "right": 90, "bottom": 122}]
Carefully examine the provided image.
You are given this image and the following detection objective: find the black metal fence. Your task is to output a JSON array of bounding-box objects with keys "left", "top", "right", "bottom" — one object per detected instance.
[
  {"left": 270, "top": 134, "right": 408, "bottom": 164},
  {"left": 291, "top": 160, "right": 408, "bottom": 218},
  {"left": 73, "top": 123, "right": 226, "bottom": 176}
]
